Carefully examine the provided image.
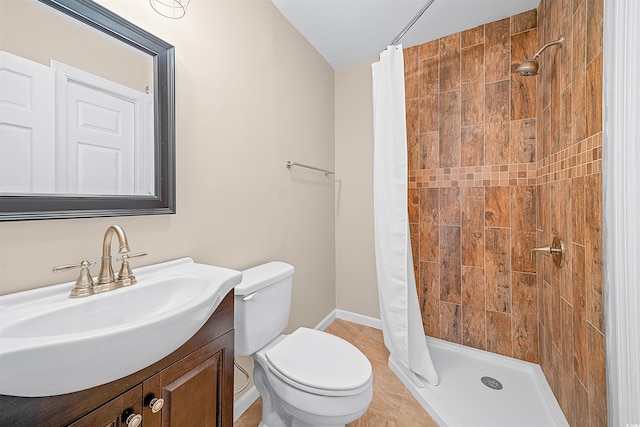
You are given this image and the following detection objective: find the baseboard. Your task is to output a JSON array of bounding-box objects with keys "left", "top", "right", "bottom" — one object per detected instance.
[
  {"left": 314, "top": 309, "right": 382, "bottom": 331},
  {"left": 313, "top": 310, "right": 338, "bottom": 331},
  {"left": 334, "top": 309, "right": 382, "bottom": 330},
  {"left": 233, "top": 386, "right": 260, "bottom": 422},
  {"left": 234, "top": 309, "right": 381, "bottom": 421}
]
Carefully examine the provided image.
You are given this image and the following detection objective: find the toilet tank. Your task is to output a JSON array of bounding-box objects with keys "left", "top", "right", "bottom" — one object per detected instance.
[{"left": 234, "top": 261, "right": 295, "bottom": 356}]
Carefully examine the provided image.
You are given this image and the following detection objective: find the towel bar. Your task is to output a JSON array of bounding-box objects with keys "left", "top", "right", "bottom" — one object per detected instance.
[{"left": 286, "top": 161, "right": 334, "bottom": 176}]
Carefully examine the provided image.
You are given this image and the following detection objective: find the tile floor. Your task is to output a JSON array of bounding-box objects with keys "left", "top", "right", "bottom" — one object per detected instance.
[{"left": 233, "top": 319, "right": 439, "bottom": 427}]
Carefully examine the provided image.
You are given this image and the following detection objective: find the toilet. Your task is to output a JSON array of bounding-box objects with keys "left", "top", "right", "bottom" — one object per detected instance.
[{"left": 234, "top": 262, "right": 373, "bottom": 427}]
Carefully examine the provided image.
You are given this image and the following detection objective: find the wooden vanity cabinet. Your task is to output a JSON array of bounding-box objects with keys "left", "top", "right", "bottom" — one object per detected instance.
[
  {"left": 0, "top": 291, "right": 235, "bottom": 427},
  {"left": 68, "top": 385, "right": 142, "bottom": 427},
  {"left": 142, "top": 334, "right": 231, "bottom": 427}
]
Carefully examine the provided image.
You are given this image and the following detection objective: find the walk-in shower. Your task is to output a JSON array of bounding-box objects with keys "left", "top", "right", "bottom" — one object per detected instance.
[{"left": 372, "top": 2, "right": 571, "bottom": 425}]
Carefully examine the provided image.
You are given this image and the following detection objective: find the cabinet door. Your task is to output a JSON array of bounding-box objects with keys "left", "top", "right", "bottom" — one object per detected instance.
[
  {"left": 143, "top": 331, "right": 233, "bottom": 427},
  {"left": 68, "top": 385, "right": 142, "bottom": 427}
]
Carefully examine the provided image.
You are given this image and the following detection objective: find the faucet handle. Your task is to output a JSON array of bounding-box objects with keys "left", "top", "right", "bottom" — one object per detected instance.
[
  {"left": 53, "top": 260, "right": 96, "bottom": 298},
  {"left": 116, "top": 252, "right": 147, "bottom": 287},
  {"left": 117, "top": 252, "right": 148, "bottom": 262}
]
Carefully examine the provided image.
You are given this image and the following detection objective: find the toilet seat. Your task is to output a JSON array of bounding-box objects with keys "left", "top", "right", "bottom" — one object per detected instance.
[{"left": 265, "top": 328, "right": 372, "bottom": 397}]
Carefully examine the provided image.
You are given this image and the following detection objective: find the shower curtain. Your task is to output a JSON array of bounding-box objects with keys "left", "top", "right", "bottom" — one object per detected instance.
[{"left": 371, "top": 45, "right": 439, "bottom": 387}]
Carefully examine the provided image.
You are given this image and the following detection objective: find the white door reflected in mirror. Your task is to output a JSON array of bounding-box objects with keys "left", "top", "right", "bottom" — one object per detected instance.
[{"left": 0, "top": 0, "right": 155, "bottom": 198}]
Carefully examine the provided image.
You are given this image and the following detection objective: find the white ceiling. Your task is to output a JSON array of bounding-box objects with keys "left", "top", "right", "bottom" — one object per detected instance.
[{"left": 270, "top": 0, "right": 540, "bottom": 69}]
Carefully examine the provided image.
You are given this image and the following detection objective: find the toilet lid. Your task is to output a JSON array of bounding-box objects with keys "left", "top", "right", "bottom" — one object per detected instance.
[{"left": 265, "top": 328, "right": 372, "bottom": 392}]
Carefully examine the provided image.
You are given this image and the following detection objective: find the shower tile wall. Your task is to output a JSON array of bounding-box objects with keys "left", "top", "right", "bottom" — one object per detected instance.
[
  {"left": 536, "top": 0, "right": 605, "bottom": 425},
  {"left": 405, "top": 10, "right": 540, "bottom": 363},
  {"left": 405, "top": 1, "right": 605, "bottom": 424}
]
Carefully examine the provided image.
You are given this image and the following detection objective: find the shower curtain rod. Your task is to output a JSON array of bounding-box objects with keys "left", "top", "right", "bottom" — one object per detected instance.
[{"left": 390, "top": 0, "right": 437, "bottom": 46}]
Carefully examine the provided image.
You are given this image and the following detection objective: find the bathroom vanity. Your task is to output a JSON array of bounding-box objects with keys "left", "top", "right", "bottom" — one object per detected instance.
[{"left": 0, "top": 291, "right": 234, "bottom": 426}]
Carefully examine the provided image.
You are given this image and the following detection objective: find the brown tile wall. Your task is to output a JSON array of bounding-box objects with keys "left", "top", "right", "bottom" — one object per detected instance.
[
  {"left": 405, "top": 1, "right": 606, "bottom": 424},
  {"left": 536, "top": 0, "right": 605, "bottom": 424},
  {"left": 405, "top": 10, "right": 540, "bottom": 365}
]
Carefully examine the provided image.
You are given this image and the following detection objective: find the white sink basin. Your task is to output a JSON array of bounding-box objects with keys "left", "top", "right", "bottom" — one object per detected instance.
[{"left": 0, "top": 258, "right": 241, "bottom": 397}]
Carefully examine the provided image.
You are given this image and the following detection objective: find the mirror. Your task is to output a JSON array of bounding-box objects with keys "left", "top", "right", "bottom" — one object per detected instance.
[{"left": 0, "top": 0, "right": 175, "bottom": 220}]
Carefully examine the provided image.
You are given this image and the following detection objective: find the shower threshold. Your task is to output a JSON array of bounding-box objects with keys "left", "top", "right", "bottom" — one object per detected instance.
[{"left": 389, "top": 337, "right": 569, "bottom": 426}]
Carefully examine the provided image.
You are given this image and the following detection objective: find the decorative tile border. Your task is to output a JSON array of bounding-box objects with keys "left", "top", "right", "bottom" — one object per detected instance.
[
  {"left": 409, "top": 163, "right": 537, "bottom": 188},
  {"left": 409, "top": 132, "right": 602, "bottom": 189},
  {"left": 536, "top": 133, "right": 602, "bottom": 184}
]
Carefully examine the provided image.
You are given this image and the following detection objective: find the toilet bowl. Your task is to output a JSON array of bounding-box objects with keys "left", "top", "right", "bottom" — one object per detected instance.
[{"left": 234, "top": 262, "right": 373, "bottom": 427}]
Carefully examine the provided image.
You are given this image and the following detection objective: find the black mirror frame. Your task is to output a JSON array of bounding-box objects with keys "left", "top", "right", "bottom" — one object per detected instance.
[{"left": 0, "top": 0, "right": 175, "bottom": 221}]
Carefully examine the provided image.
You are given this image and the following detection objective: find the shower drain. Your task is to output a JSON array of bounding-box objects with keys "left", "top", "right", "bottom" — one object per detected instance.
[{"left": 480, "top": 376, "right": 503, "bottom": 390}]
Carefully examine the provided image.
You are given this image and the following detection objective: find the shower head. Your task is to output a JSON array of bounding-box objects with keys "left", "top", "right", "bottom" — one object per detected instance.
[
  {"left": 516, "top": 58, "right": 540, "bottom": 76},
  {"left": 516, "top": 36, "right": 564, "bottom": 76}
]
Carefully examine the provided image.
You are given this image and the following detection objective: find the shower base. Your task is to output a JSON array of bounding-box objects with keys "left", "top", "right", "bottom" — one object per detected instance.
[{"left": 389, "top": 337, "right": 569, "bottom": 426}]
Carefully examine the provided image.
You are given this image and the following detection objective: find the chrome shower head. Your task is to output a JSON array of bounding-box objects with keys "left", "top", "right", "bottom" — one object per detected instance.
[{"left": 516, "top": 36, "right": 564, "bottom": 77}]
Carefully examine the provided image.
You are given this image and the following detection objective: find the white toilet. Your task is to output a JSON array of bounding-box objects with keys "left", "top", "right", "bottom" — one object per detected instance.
[{"left": 234, "top": 262, "right": 373, "bottom": 427}]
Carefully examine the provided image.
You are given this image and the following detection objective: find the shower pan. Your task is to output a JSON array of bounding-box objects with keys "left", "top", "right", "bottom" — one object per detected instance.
[{"left": 390, "top": 337, "right": 569, "bottom": 426}]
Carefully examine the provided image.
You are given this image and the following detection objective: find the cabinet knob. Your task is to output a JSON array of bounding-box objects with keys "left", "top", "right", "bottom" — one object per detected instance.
[
  {"left": 149, "top": 397, "right": 165, "bottom": 413},
  {"left": 125, "top": 413, "right": 142, "bottom": 427}
]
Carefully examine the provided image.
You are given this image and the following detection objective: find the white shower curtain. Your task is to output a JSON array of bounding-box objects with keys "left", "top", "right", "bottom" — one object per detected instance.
[{"left": 371, "top": 45, "right": 439, "bottom": 387}]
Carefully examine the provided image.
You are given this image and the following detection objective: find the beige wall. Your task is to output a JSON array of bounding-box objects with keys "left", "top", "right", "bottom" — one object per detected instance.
[
  {"left": 334, "top": 59, "right": 380, "bottom": 319},
  {"left": 0, "top": 0, "right": 336, "bottom": 332}
]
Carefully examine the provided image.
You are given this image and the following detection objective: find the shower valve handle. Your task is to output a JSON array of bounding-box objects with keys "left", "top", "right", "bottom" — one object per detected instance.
[
  {"left": 530, "top": 246, "right": 553, "bottom": 261},
  {"left": 530, "top": 236, "right": 566, "bottom": 268}
]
